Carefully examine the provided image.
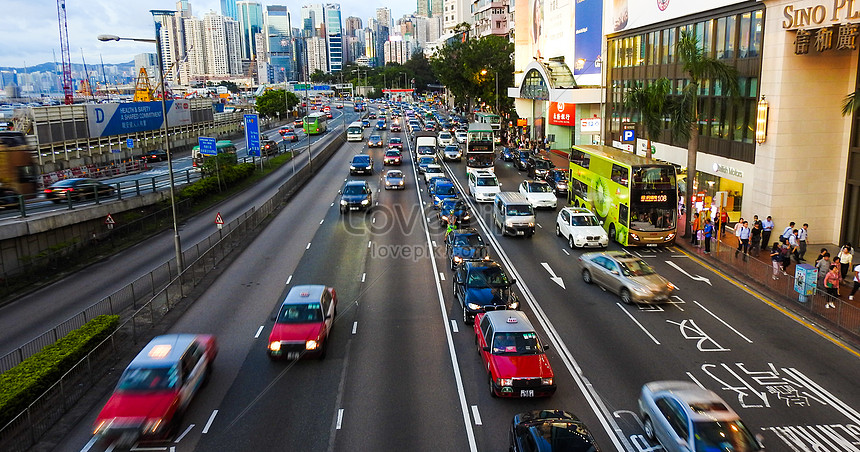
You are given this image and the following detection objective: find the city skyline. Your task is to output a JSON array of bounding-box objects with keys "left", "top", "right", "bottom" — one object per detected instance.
[{"left": 0, "top": 0, "right": 412, "bottom": 68}]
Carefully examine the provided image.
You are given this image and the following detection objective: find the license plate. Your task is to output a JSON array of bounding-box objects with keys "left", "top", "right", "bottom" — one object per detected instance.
[
  {"left": 520, "top": 389, "right": 534, "bottom": 397},
  {"left": 350, "top": 207, "right": 359, "bottom": 210},
  {"left": 647, "top": 243, "right": 657, "bottom": 247},
  {"left": 515, "top": 231, "right": 524, "bottom": 236},
  {"left": 287, "top": 352, "right": 300, "bottom": 360}
]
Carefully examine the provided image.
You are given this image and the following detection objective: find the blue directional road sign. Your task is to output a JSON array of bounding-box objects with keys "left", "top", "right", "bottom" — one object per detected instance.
[
  {"left": 244, "top": 114, "right": 261, "bottom": 157},
  {"left": 622, "top": 129, "right": 636, "bottom": 143},
  {"left": 126, "top": 138, "right": 134, "bottom": 149},
  {"left": 198, "top": 136, "right": 217, "bottom": 156}
]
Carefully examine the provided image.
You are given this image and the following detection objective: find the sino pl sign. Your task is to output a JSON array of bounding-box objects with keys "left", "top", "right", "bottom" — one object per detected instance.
[{"left": 86, "top": 101, "right": 192, "bottom": 138}]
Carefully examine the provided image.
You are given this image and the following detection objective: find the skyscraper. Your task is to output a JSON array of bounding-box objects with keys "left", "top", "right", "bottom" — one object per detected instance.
[
  {"left": 264, "top": 5, "right": 295, "bottom": 82},
  {"left": 221, "top": 0, "right": 238, "bottom": 20},
  {"left": 417, "top": 0, "right": 443, "bottom": 17},
  {"left": 344, "top": 16, "right": 362, "bottom": 38},
  {"left": 324, "top": 4, "right": 344, "bottom": 72},
  {"left": 376, "top": 8, "right": 392, "bottom": 31},
  {"left": 236, "top": 1, "right": 264, "bottom": 61}
]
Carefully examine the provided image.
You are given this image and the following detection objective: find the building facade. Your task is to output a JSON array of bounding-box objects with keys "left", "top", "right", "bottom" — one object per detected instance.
[
  {"left": 263, "top": 5, "right": 295, "bottom": 82},
  {"left": 325, "top": 4, "right": 344, "bottom": 72},
  {"left": 236, "top": 1, "right": 264, "bottom": 61}
]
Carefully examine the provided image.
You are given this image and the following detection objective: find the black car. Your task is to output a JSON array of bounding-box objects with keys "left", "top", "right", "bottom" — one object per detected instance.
[
  {"left": 544, "top": 169, "right": 568, "bottom": 196},
  {"left": 453, "top": 259, "right": 519, "bottom": 324},
  {"left": 339, "top": 180, "right": 372, "bottom": 213},
  {"left": 260, "top": 140, "right": 279, "bottom": 156},
  {"left": 350, "top": 154, "right": 373, "bottom": 175},
  {"left": 140, "top": 149, "right": 168, "bottom": 162},
  {"left": 515, "top": 150, "right": 532, "bottom": 171},
  {"left": 438, "top": 198, "right": 471, "bottom": 226},
  {"left": 510, "top": 410, "right": 601, "bottom": 452},
  {"left": 444, "top": 228, "right": 487, "bottom": 270},
  {"left": 44, "top": 178, "right": 115, "bottom": 203},
  {"left": 527, "top": 157, "right": 554, "bottom": 179}
]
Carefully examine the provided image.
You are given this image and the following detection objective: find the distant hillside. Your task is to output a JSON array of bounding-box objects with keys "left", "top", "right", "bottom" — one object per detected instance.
[{"left": 0, "top": 61, "right": 135, "bottom": 73}]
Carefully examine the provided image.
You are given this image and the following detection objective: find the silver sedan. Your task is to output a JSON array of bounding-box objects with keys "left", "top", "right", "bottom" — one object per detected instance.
[
  {"left": 577, "top": 251, "right": 676, "bottom": 304},
  {"left": 383, "top": 170, "right": 405, "bottom": 190}
]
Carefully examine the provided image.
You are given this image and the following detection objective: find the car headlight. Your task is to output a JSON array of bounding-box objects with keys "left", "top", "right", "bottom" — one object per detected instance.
[
  {"left": 398, "top": 181, "right": 404, "bottom": 185},
  {"left": 453, "top": 256, "right": 463, "bottom": 263},
  {"left": 350, "top": 166, "right": 356, "bottom": 170},
  {"left": 361, "top": 199, "right": 370, "bottom": 205},
  {"left": 528, "top": 222, "right": 535, "bottom": 227},
  {"left": 557, "top": 183, "right": 566, "bottom": 189},
  {"left": 305, "top": 340, "right": 320, "bottom": 350},
  {"left": 269, "top": 341, "right": 282, "bottom": 351},
  {"left": 385, "top": 180, "right": 391, "bottom": 185},
  {"left": 666, "top": 233, "right": 676, "bottom": 240},
  {"left": 466, "top": 302, "right": 482, "bottom": 311},
  {"left": 144, "top": 417, "right": 164, "bottom": 434},
  {"left": 498, "top": 378, "right": 513, "bottom": 387},
  {"left": 462, "top": 214, "right": 470, "bottom": 220},
  {"left": 667, "top": 282, "right": 677, "bottom": 291},
  {"left": 508, "top": 301, "right": 519, "bottom": 309},
  {"left": 541, "top": 378, "right": 553, "bottom": 386},
  {"left": 340, "top": 200, "right": 348, "bottom": 206},
  {"left": 93, "top": 419, "right": 110, "bottom": 435},
  {"left": 633, "top": 287, "right": 650, "bottom": 294}
]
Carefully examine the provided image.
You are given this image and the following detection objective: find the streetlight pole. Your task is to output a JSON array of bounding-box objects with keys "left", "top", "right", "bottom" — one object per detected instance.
[{"left": 97, "top": 9, "right": 183, "bottom": 281}]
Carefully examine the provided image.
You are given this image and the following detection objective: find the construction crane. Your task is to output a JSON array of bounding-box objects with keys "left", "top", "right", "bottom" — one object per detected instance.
[
  {"left": 133, "top": 68, "right": 155, "bottom": 102},
  {"left": 56, "top": 0, "right": 73, "bottom": 105}
]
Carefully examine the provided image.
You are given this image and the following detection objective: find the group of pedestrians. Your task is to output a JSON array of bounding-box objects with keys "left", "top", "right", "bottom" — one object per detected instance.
[{"left": 813, "top": 243, "right": 860, "bottom": 307}]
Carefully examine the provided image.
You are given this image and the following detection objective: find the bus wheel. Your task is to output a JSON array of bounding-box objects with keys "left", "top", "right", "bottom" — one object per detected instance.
[{"left": 609, "top": 224, "right": 617, "bottom": 243}]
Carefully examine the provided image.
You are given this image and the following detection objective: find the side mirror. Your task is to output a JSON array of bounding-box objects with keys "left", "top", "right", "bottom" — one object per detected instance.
[
  {"left": 543, "top": 344, "right": 550, "bottom": 351},
  {"left": 325, "top": 314, "right": 332, "bottom": 319},
  {"left": 482, "top": 346, "right": 490, "bottom": 352},
  {"left": 611, "top": 270, "right": 620, "bottom": 275}
]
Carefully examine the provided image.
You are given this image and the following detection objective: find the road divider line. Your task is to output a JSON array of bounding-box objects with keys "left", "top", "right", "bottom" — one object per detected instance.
[
  {"left": 361, "top": 272, "right": 366, "bottom": 282},
  {"left": 320, "top": 219, "right": 325, "bottom": 225},
  {"left": 616, "top": 303, "right": 660, "bottom": 345},
  {"left": 470, "top": 405, "right": 482, "bottom": 425},
  {"left": 174, "top": 424, "right": 195, "bottom": 442},
  {"left": 561, "top": 249, "right": 570, "bottom": 256},
  {"left": 439, "top": 272, "right": 446, "bottom": 281},
  {"left": 286, "top": 274, "right": 292, "bottom": 285},
  {"left": 306, "top": 242, "right": 311, "bottom": 250},
  {"left": 451, "top": 319, "right": 459, "bottom": 333},
  {"left": 254, "top": 326, "right": 264, "bottom": 338},
  {"left": 79, "top": 435, "right": 98, "bottom": 452},
  {"left": 202, "top": 410, "right": 218, "bottom": 434},
  {"left": 336, "top": 409, "right": 344, "bottom": 429},
  {"left": 692, "top": 300, "right": 752, "bottom": 343},
  {"left": 367, "top": 240, "right": 371, "bottom": 248},
  {"left": 352, "top": 321, "right": 357, "bottom": 334}
]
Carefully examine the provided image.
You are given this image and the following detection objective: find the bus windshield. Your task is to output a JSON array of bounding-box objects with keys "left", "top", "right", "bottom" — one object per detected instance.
[
  {"left": 632, "top": 166, "right": 676, "bottom": 190},
  {"left": 347, "top": 126, "right": 362, "bottom": 134}
]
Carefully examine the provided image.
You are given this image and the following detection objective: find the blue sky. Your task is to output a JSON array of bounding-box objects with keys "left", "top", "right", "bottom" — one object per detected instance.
[{"left": 0, "top": 0, "right": 413, "bottom": 68}]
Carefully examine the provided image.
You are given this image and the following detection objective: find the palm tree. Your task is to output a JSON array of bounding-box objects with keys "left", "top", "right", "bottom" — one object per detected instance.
[
  {"left": 624, "top": 78, "right": 671, "bottom": 163},
  {"left": 842, "top": 91, "right": 857, "bottom": 116},
  {"left": 671, "top": 30, "right": 739, "bottom": 238}
]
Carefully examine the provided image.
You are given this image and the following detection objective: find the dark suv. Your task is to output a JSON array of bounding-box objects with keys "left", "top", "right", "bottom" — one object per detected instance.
[
  {"left": 339, "top": 180, "right": 372, "bottom": 213},
  {"left": 544, "top": 169, "right": 568, "bottom": 196},
  {"left": 453, "top": 259, "right": 519, "bottom": 324},
  {"left": 445, "top": 228, "right": 487, "bottom": 270}
]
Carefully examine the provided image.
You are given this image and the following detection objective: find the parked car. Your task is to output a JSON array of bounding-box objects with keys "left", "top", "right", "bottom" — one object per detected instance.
[
  {"left": 140, "top": 149, "right": 168, "bottom": 162},
  {"left": 267, "top": 285, "right": 337, "bottom": 360},
  {"left": 384, "top": 169, "right": 406, "bottom": 190},
  {"left": 444, "top": 227, "right": 486, "bottom": 269},
  {"left": 544, "top": 169, "right": 568, "bottom": 196},
  {"left": 555, "top": 207, "right": 609, "bottom": 249},
  {"left": 339, "top": 180, "right": 373, "bottom": 212},
  {"left": 639, "top": 381, "right": 763, "bottom": 452},
  {"left": 510, "top": 410, "right": 601, "bottom": 451},
  {"left": 578, "top": 251, "right": 676, "bottom": 304},
  {"left": 453, "top": 259, "right": 519, "bottom": 324},
  {"left": 44, "top": 178, "right": 115, "bottom": 203},
  {"left": 518, "top": 180, "right": 557, "bottom": 209}
]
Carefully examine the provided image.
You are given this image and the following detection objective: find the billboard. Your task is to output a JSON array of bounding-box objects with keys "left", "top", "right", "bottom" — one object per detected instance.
[
  {"left": 86, "top": 101, "right": 192, "bottom": 138},
  {"left": 548, "top": 102, "right": 576, "bottom": 126},
  {"left": 574, "top": 0, "right": 603, "bottom": 81},
  {"left": 607, "top": 0, "right": 747, "bottom": 33}
]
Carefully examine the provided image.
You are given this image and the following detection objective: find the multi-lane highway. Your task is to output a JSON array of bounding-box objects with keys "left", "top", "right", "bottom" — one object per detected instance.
[{"left": 42, "top": 104, "right": 860, "bottom": 452}]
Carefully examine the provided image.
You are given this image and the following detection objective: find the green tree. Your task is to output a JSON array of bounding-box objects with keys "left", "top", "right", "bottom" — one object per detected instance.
[
  {"left": 430, "top": 34, "right": 513, "bottom": 115},
  {"left": 671, "top": 30, "right": 739, "bottom": 238},
  {"left": 624, "top": 78, "right": 671, "bottom": 163},
  {"left": 404, "top": 52, "right": 434, "bottom": 92},
  {"left": 310, "top": 69, "right": 328, "bottom": 83},
  {"left": 842, "top": 91, "right": 858, "bottom": 116},
  {"left": 255, "top": 89, "right": 299, "bottom": 118}
]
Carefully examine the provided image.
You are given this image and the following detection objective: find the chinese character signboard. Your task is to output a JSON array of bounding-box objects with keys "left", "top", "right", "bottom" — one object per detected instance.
[{"left": 548, "top": 102, "right": 576, "bottom": 126}]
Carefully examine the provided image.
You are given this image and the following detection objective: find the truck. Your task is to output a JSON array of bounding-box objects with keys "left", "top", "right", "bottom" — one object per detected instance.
[{"left": 414, "top": 131, "right": 438, "bottom": 156}]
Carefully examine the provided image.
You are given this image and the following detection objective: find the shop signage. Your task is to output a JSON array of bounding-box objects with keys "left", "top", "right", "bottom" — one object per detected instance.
[
  {"left": 548, "top": 102, "right": 577, "bottom": 126},
  {"left": 782, "top": 1, "right": 860, "bottom": 54},
  {"left": 712, "top": 162, "right": 744, "bottom": 178},
  {"left": 782, "top": 1, "right": 860, "bottom": 30},
  {"left": 580, "top": 118, "right": 601, "bottom": 132}
]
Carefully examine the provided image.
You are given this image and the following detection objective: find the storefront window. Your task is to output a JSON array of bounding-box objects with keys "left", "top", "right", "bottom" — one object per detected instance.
[
  {"left": 724, "top": 15, "right": 736, "bottom": 59},
  {"left": 739, "top": 12, "right": 751, "bottom": 58},
  {"left": 715, "top": 17, "right": 727, "bottom": 59},
  {"left": 750, "top": 11, "right": 762, "bottom": 57}
]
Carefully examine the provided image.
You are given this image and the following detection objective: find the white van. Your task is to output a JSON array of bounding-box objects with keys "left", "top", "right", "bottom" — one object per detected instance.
[
  {"left": 346, "top": 121, "right": 364, "bottom": 142},
  {"left": 493, "top": 192, "right": 536, "bottom": 237}
]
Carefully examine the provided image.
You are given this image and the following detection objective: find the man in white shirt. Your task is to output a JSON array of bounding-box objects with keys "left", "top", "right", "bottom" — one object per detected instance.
[
  {"left": 788, "top": 229, "right": 801, "bottom": 263},
  {"left": 798, "top": 223, "right": 809, "bottom": 261},
  {"left": 762, "top": 216, "right": 775, "bottom": 247},
  {"left": 735, "top": 220, "right": 751, "bottom": 258},
  {"left": 851, "top": 264, "right": 860, "bottom": 301}
]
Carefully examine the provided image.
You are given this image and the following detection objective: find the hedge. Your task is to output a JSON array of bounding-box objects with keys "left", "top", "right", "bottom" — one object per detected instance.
[
  {"left": 180, "top": 162, "right": 256, "bottom": 200},
  {"left": 0, "top": 314, "right": 119, "bottom": 426}
]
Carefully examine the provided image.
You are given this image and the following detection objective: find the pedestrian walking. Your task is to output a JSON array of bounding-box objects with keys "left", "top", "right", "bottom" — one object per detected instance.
[
  {"left": 735, "top": 220, "right": 751, "bottom": 258},
  {"left": 798, "top": 223, "right": 809, "bottom": 260},
  {"left": 824, "top": 265, "right": 841, "bottom": 308},
  {"left": 814, "top": 248, "right": 830, "bottom": 266},
  {"left": 781, "top": 241, "right": 792, "bottom": 274},
  {"left": 780, "top": 221, "right": 796, "bottom": 244},
  {"left": 749, "top": 219, "right": 763, "bottom": 255},
  {"left": 770, "top": 242, "right": 783, "bottom": 280},
  {"left": 762, "top": 215, "right": 775, "bottom": 248},
  {"left": 703, "top": 218, "right": 714, "bottom": 254},
  {"left": 733, "top": 218, "right": 745, "bottom": 238},
  {"left": 837, "top": 244, "right": 854, "bottom": 281},
  {"left": 717, "top": 207, "right": 728, "bottom": 239},
  {"left": 851, "top": 262, "right": 860, "bottom": 301},
  {"left": 816, "top": 253, "right": 831, "bottom": 288},
  {"left": 690, "top": 212, "right": 700, "bottom": 246},
  {"left": 788, "top": 229, "right": 802, "bottom": 262}
]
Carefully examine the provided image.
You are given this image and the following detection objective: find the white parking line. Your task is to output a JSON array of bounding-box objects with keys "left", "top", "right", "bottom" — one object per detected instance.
[
  {"left": 471, "top": 405, "right": 482, "bottom": 425},
  {"left": 306, "top": 242, "right": 311, "bottom": 250},
  {"left": 367, "top": 240, "right": 372, "bottom": 248},
  {"left": 202, "top": 410, "right": 218, "bottom": 434},
  {"left": 254, "top": 326, "right": 264, "bottom": 338},
  {"left": 286, "top": 274, "right": 292, "bottom": 285},
  {"left": 617, "top": 303, "right": 661, "bottom": 345},
  {"left": 352, "top": 321, "right": 358, "bottom": 334},
  {"left": 336, "top": 409, "right": 344, "bottom": 429},
  {"left": 174, "top": 424, "right": 195, "bottom": 442},
  {"left": 451, "top": 319, "right": 459, "bottom": 333}
]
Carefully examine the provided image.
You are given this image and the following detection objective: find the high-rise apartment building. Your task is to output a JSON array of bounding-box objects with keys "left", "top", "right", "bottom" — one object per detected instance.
[
  {"left": 202, "top": 11, "right": 243, "bottom": 76},
  {"left": 376, "top": 8, "right": 392, "bottom": 31},
  {"left": 383, "top": 39, "right": 412, "bottom": 65},
  {"left": 324, "top": 4, "right": 344, "bottom": 72},
  {"left": 264, "top": 5, "right": 295, "bottom": 82},
  {"left": 443, "top": 0, "right": 470, "bottom": 34},
  {"left": 301, "top": 4, "right": 325, "bottom": 36},
  {"left": 417, "top": 0, "right": 443, "bottom": 17},
  {"left": 236, "top": 1, "right": 264, "bottom": 61},
  {"left": 306, "top": 36, "right": 328, "bottom": 75},
  {"left": 344, "top": 16, "right": 362, "bottom": 38}
]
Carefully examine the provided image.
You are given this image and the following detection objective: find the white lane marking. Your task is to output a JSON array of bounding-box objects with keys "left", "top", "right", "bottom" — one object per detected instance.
[
  {"left": 367, "top": 240, "right": 372, "bottom": 248},
  {"left": 561, "top": 248, "right": 570, "bottom": 256},
  {"left": 671, "top": 254, "right": 687, "bottom": 258},
  {"left": 286, "top": 274, "right": 292, "bottom": 285},
  {"left": 692, "top": 300, "right": 753, "bottom": 343},
  {"left": 471, "top": 405, "right": 483, "bottom": 425},
  {"left": 451, "top": 319, "right": 459, "bottom": 333},
  {"left": 202, "top": 410, "right": 218, "bottom": 434},
  {"left": 540, "top": 262, "right": 565, "bottom": 289},
  {"left": 80, "top": 436, "right": 99, "bottom": 452},
  {"left": 174, "top": 424, "right": 195, "bottom": 442},
  {"left": 361, "top": 272, "right": 366, "bottom": 282},
  {"left": 537, "top": 223, "right": 542, "bottom": 229},
  {"left": 372, "top": 218, "right": 376, "bottom": 224},
  {"left": 336, "top": 409, "right": 344, "bottom": 429},
  {"left": 352, "top": 321, "right": 358, "bottom": 334},
  {"left": 306, "top": 242, "right": 311, "bottom": 250},
  {"left": 320, "top": 219, "right": 324, "bottom": 225},
  {"left": 432, "top": 240, "right": 437, "bottom": 247},
  {"left": 666, "top": 260, "right": 712, "bottom": 285},
  {"left": 784, "top": 367, "right": 860, "bottom": 424},
  {"left": 439, "top": 272, "right": 446, "bottom": 281},
  {"left": 331, "top": 202, "right": 334, "bottom": 207},
  {"left": 254, "top": 326, "right": 264, "bottom": 338},
  {"left": 617, "top": 303, "right": 661, "bottom": 345}
]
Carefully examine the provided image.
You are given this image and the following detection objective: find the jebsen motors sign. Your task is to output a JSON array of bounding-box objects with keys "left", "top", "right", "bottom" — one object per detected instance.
[{"left": 548, "top": 102, "right": 576, "bottom": 126}]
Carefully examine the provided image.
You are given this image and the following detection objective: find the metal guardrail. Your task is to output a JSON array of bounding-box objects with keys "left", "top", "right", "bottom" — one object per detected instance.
[{"left": 0, "top": 128, "right": 344, "bottom": 450}]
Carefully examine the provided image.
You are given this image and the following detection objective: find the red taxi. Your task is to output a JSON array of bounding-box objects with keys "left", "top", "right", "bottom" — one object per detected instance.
[
  {"left": 268, "top": 285, "right": 337, "bottom": 360},
  {"left": 474, "top": 311, "right": 555, "bottom": 398},
  {"left": 93, "top": 334, "right": 217, "bottom": 444},
  {"left": 383, "top": 149, "right": 402, "bottom": 166}
]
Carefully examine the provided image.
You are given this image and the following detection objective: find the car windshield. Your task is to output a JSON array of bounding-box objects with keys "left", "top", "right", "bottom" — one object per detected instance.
[
  {"left": 419, "top": 157, "right": 435, "bottom": 164},
  {"left": 353, "top": 155, "right": 370, "bottom": 163},
  {"left": 343, "top": 185, "right": 366, "bottom": 195},
  {"left": 534, "top": 159, "right": 552, "bottom": 169},
  {"left": 468, "top": 267, "right": 510, "bottom": 287},
  {"left": 117, "top": 365, "right": 179, "bottom": 391},
  {"left": 417, "top": 146, "right": 435, "bottom": 154},
  {"left": 386, "top": 171, "right": 403, "bottom": 178},
  {"left": 385, "top": 151, "right": 400, "bottom": 157},
  {"left": 454, "top": 234, "right": 484, "bottom": 247},
  {"left": 529, "top": 423, "right": 598, "bottom": 452},
  {"left": 426, "top": 167, "right": 442, "bottom": 174},
  {"left": 437, "top": 186, "right": 456, "bottom": 195},
  {"left": 390, "top": 138, "right": 401, "bottom": 143},
  {"left": 693, "top": 421, "right": 761, "bottom": 451},
  {"left": 276, "top": 303, "right": 323, "bottom": 323},
  {"left": 476, "top": 177, "right": 498, "bottom": 187},
  {"left": 571, "top": 215, "right": 601, "bottom": 227},
  {"left": 491, "top": 332, "right": 541, "bottom": 355},
  {"left": 440, "top": 133, "right": 451, "bottom": 138},
  {"left": 506, "top": 205, "right": 534, "bottom": 216},
  {"left": 370, "top": 135, "right": 381, "bottom": 141},
  {"left": 618, "top": 259, "right": 657, "bottom": 277},
  {"left": 445, "top": 146, "right": 459, "bottom": 152},
  {"left": 528, "top": 182, "right": 552, "bottom": 193},
  {"left": 51, "top": 179, "right": 79, "bottom": 187}
]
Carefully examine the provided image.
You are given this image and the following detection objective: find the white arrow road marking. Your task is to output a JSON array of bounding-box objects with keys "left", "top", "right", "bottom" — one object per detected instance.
[
  {"left": 541, "top": 262, "right": 565, "bottom": 289},
  {"left": 666, "top": 261, "right": 711, "bottom": 286}
]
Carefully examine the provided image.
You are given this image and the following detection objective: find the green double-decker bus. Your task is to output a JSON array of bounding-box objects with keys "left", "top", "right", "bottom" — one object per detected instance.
[
  {"left": 303, "top": 112, "right": 328, "bottom": 135},
  {"left": 568, "top": 145, "right": 678, "bottom": 247}
]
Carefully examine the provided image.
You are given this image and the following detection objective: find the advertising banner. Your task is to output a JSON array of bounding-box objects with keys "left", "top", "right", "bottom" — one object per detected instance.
[
  {"left": 574, "top": 0, "right": 603, "bottom": 77},
  {"left": 548, "top": 102, "right": 576, "bottom": 126},
  {"left": 607, "top": 0, "right": 746, "bottom": 33},
  {"left": 86, "top": 100, "right": 192, "bottom": 138}
]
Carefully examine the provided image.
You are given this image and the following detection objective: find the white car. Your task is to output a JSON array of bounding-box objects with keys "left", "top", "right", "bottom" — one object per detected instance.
[
  {"left": 518, "top": 180, "right": 557, "bottom": 209},
  {"left": 438, "top": 131, "right": 454, "bottom": 147},
  {"left": 455, "top": 130, "right": 467, "bottom": 144},
  {"left": 555, "top": 207, "right": 609, "bottom": 249},
  {"left": 423, "top": 164, "right": 445, "bottom": 184},
  {"left": 468, "top": 169, "right": 501, "bottom": 202}
]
